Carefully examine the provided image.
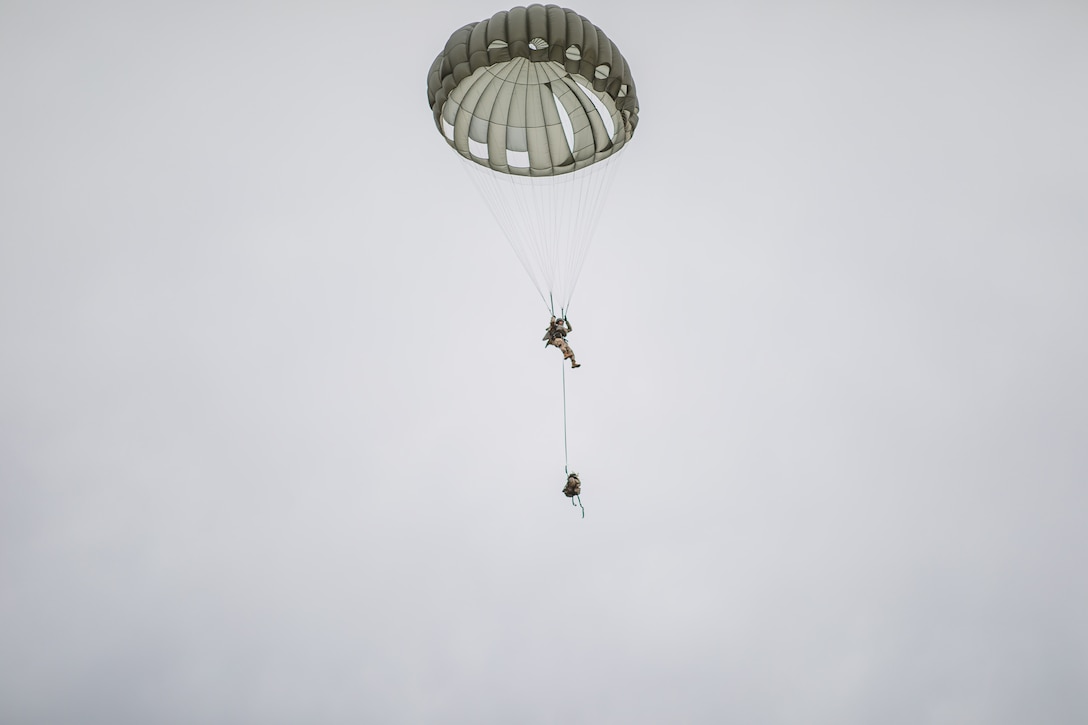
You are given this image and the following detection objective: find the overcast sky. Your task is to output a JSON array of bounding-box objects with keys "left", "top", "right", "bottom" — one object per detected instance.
[{"left": 1, "top": 1, "right": 1086, "bottom": 723}]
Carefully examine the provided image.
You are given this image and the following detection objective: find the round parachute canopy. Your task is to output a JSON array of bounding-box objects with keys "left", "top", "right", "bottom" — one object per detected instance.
[
  {"left": 426, "top": 4, "right": 639, "bottom": 313},
  {"left": 426, "top": 4, "right": 639, "bottom": 176}
]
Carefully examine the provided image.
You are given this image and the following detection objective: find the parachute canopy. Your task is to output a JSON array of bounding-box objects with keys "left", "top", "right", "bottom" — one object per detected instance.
[
  {"left": 427, "top": 4, "right": 638, "bottom": 176},
  {"left": 426, "top": 4, "right": 639, "bottom": 312}
]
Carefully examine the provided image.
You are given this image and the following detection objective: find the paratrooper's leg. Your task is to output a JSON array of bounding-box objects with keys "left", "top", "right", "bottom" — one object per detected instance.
[
  {"left": 563, "top": 341, "right": 580, "bottom": 368},
  {"left": 557, "top": 339, "right": 579, "bottom": 368}
]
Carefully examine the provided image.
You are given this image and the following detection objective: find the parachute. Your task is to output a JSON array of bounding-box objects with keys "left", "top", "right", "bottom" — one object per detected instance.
[{"left": 426, "top": 4, "right": 639, "bottom": 314}]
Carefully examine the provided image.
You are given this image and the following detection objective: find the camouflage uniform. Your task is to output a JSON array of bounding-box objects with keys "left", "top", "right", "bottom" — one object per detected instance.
[{"left": 543, "top": 316, "right": 580, "bottom": 368}]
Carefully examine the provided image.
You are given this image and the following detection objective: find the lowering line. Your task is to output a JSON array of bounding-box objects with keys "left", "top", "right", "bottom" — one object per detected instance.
[
  {"left": 562, "top": 357, "right": 568, "bottom": 474},
  {"left": 561, "top": 354, "right": 584, "bottom": 518}
]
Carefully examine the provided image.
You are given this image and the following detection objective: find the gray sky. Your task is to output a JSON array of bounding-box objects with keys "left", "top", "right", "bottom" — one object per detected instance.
[{"left": 2, "top": 1, "right": 1086, "bottom": 723}]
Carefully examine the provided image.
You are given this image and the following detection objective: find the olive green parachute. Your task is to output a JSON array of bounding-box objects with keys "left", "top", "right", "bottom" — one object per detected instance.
[
  {"left": 427, "top": 4, "right": 639, "bottom": 176},
  {"left": 426, "top": 4, "right": 639, "bottom": 313}
]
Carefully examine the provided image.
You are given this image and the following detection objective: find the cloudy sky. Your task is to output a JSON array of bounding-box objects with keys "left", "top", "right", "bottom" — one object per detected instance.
[{"left": 1, "top": 1, "right": 1086, "bottom": 723}]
